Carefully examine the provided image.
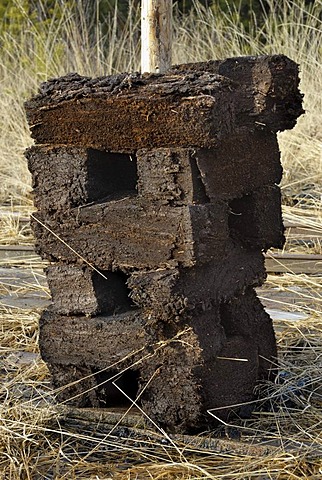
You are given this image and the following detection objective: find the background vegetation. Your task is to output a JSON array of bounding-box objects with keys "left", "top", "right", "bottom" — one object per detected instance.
[{"left": 0, "top": 0, "right": 321, "bottom": 209}]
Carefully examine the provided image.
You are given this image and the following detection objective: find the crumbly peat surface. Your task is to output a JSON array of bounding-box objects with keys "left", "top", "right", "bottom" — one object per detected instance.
[{"left": 22, "top": 54, "right": 304, "bottom": 433}]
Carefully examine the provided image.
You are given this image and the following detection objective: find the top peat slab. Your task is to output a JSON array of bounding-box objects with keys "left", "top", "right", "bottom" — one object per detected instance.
[{"left": 25, "top": 55, "right": 303, "bottom": 152}]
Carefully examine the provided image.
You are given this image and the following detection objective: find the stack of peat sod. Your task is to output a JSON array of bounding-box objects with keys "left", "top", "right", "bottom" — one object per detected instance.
[{"left": 25, "top": 55, "right": 303, "bottom": 433}]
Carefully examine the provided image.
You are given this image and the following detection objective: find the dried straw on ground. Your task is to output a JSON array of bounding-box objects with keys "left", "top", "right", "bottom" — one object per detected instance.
[{"left": 0, "top": 259, "right": 321, "bottom": 478}]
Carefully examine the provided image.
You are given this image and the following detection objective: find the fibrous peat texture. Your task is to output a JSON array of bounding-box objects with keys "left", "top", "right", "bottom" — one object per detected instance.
[{"left": 25, "top": 54, "right": 303, "bottom": 432}]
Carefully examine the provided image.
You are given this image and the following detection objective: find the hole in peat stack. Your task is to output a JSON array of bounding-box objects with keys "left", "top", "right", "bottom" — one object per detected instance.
[
  {"left": 87, "top": 150, "right": 138, "bottom": 202},
  {"left": 219, "top": 299, "right": 237, "bottom": 337},
  {"left": 228, "top": 194, "right": 255, "bottom": 246},
  {"left": 94, "top": 369, "right": 140, "bottom": 408},
  {"left": 93, "top": 269, "right": 137, "bottom": 315},
  {"left": 190, "top": 156, "right": 210, "bottom": 204}
]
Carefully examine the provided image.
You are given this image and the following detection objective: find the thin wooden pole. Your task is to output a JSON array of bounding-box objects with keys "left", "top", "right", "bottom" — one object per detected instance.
[{"left": 141, "top": 0, "right": 172, "bottom": 74}]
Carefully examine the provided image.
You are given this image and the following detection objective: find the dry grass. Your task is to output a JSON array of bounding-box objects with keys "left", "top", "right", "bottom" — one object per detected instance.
[
  {"left": 0, "top": 269, "right": 322, "bottom": 478},
  {"left": 0, "top": 211, "right": 33, "bottom": 245},
  {"left": 0, "top": 0, "right": 321, "bottom": 208}
]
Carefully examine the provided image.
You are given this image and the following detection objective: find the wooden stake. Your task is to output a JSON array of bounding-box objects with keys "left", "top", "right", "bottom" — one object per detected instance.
[{"left": 141, "top": 0, "right": 172, "bottom": 74}]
